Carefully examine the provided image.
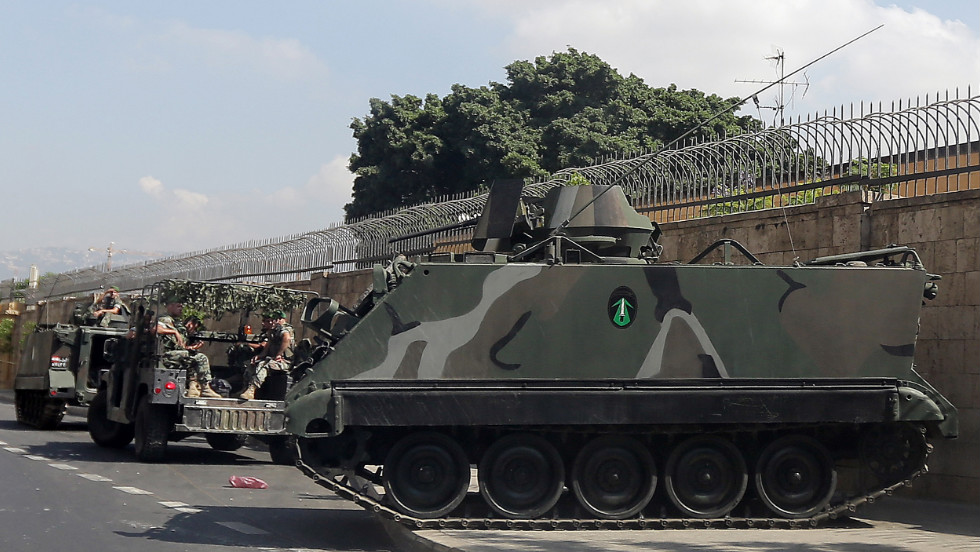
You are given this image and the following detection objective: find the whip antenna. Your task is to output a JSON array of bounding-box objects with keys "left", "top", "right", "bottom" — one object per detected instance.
[{"left": 552, "top": 24, "right": 885, "bottom": 235}]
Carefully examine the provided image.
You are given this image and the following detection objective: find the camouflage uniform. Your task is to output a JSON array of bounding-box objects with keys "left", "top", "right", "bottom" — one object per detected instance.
[
  {"left": 243, "top": 322, "right": 294, "bottom": 390},
  {"left": 93, "top": 293, "right": 127, "bottom": 327},
  {"left": 158, "top": 314, "right": 214, "bottom": 387}
]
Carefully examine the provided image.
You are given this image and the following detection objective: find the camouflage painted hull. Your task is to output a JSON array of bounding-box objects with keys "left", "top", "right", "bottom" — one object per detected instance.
[
  {"left": 302, "top": 262, "right": 928, "bottom": 381},
  {"left": 284, "top": 184, "right": 956, "bottom": 525},
  {"left": 285, "top": 257, "right": 956, "bottom": 525}
]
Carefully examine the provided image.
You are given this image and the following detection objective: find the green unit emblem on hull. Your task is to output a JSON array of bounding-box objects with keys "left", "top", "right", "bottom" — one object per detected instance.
[{"left": 608, "top": 286, "right": 637, "bottom": 328}]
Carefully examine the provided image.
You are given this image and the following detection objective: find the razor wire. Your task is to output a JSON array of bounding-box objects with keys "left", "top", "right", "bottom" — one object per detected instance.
[{"left": 9, "top": 89, "right": 977, "bottom": 304}]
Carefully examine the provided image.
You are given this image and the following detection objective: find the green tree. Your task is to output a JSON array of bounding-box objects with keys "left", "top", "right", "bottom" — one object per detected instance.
[
  {"left": 345, "top": 48, "right": 760, "bottom": 218},
  {"left": 0, "top": 318, "right": 14, "bottom": 354}
]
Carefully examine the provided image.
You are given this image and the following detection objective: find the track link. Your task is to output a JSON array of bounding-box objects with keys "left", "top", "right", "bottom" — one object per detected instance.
[{"left": 294, "top": 444, "right": 931, "bottom": 531}]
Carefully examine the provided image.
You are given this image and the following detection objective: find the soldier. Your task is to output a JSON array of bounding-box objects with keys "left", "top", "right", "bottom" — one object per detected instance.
[
  {"left": 91, "top": 286, "right": 127, "bottom": 327},
  {"left": 155, "top": 301, "right": 221, "bottom": 398},
  {"left": 237, "top": 309, "right": 294, "bottom": 400}
]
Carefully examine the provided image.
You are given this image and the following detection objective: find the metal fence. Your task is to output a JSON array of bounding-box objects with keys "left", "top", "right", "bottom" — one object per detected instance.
[{"left": 4, "top": 88, "right": 977, "bottom": 305}]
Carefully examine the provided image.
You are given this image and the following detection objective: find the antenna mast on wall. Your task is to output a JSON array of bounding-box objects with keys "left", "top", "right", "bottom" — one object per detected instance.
[{"left": 736, "top": 48, "right": 809, "bottom": 127}]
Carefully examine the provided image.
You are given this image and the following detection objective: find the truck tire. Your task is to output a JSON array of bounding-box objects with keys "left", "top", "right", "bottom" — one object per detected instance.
[
  {"left": 205, "top": 433, "right": 248, "bottom": 451},
  {"left": 134, "top": 396, "right": 172, "bottom": 462},
  {"left": 87, "top": 389, "right": 134, "bottom": 448},
  {"left": 268, "top": 435, "right": 298, "bottom": 466}
]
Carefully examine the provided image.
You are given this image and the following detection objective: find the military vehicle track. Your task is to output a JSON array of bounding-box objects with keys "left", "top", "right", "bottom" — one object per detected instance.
[
  {"left": 294, "top": 440, "right": 932, "bottom": 531},
  {"left": 15, "top": 390, "right": 67, "bottom": 430}
]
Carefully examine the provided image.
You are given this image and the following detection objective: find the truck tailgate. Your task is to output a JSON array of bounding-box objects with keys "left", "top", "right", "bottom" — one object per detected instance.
[{"left": 177, "top": 398, "right": 286, "bottom": 434}]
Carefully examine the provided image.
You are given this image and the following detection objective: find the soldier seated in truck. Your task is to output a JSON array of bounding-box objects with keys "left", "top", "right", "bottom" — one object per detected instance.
[
  {"left": 90, "top": 287, "right": 130, "bottom": 327},
  {"left": 237, "top": 310, "right": 294, "bottom": 400},
  {"left": 154, "top": 301, "right": 221, "bottom": 398}
]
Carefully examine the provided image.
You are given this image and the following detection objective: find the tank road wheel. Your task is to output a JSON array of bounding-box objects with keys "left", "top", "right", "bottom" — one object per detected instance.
[
  {"left": 87, "top": 389, "right": 135, "bottom": 448},
  {"left": 860, "top": 424, "right": 928, "bottom": 485},
  {"left": 754, "top": 435, "right": 837, "bottom": 519},
  {"left": 571, "top": 436, "right": 657, "bottom": 519},
  {"left": 134, "top": 396, "right": 172, "bottom": 462},
  {"left": 478, "top": 433, "right": 565, "bottom": 519},
  {"left": 205, "top": 433, "right": 248, "bottom": 452},
  {"left": 664, "top": 435, "right": 748, "bottom": 519},
  {"left": 382, "top": 432, "right": 470, "bottom": 519}
]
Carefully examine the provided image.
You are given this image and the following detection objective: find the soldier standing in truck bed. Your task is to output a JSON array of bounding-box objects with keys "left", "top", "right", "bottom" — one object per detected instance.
[{"left": 237, "top": 310, "right": 294, "bottom": 400}]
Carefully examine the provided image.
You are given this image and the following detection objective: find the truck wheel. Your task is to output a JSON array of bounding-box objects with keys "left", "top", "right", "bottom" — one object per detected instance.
[
  {"left": 205, "top": 433, "right": 248, "bottom": 451},
  {"left": 134, "top": 396, "right": 172, "bottom": 462},
  {"left": 87, "top": 389, "right": 135, "bottom": 448},
  {"left": 268, "top": 436, "right": 298, "bottom": 465}
]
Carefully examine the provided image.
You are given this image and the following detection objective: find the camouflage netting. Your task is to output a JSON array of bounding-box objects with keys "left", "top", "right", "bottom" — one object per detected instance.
[{"left": 155, "top": 280, "right": 309, "bottom": 320}]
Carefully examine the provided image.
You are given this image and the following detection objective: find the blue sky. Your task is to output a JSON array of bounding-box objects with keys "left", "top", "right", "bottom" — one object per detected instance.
[{"left": 0, "top": 0, "right": 977, "bottom": 273}]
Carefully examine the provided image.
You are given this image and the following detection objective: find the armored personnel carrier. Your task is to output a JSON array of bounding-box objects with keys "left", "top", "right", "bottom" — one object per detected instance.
[{"left": 284, "top": 181, "right": 957, "bottom": 529}]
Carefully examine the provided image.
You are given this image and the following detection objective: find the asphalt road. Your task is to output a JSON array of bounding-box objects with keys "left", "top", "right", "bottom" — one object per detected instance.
[
  {"left": 2, "top": 396, "right": 977, "bottom": 552},
  {"left": 0, "top": 403, "right": 397, "bottom": 552}
]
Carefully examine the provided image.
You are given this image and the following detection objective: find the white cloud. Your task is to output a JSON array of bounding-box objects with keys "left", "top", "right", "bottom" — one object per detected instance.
[
  {"left": 303, "top": 156, "right": 355, "bottom": 208},
  {"left": 138, "top": 176, "right": 164, "bottom": 197},
  {"left": 173, "top": 188, "right": 209, "bottom": 209},
  {"left": 236, "top": 155, "right": 352, "bottom": 227},
  {"left": 159, "top": 21, "right": 327, "bottom": 81},
  {"left": 474, "top": 0, "right": 979, "bottom": 119},
  {"left": 127, "top": 157, "right": 352, "bottom": 251}
]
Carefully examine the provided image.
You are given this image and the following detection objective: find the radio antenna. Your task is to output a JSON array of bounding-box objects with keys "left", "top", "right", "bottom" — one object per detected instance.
[{"left": 551, "top": 24, "right": 885, "bottom": 235}]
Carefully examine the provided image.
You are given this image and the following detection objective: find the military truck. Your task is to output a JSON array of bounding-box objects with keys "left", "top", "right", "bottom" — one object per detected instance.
[
  {"left": 15, "top": 319, "right": 127, "bottom": 429},
  {"left": 88, "top": 279, "right": 313, "bottom": 463},
  {"left": 284, "top": 181, "right": 957, "bottom": 530}
]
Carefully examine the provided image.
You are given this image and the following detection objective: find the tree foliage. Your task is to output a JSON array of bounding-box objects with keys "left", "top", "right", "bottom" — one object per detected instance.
[
  {"left": 346, "top": 48, "right": 760, "bottom": 217},
  {"left": 0, "top": 318, "right": 14, "bottom": 354}
]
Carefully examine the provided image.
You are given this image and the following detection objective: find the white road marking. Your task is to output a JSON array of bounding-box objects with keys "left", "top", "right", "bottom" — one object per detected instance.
[
  {"left": 24, "top": 455, "right": 48, "bottom": 461},
  {"left": 113, "top": 486, "right": 153, "bottom": 495},
  {"left": 160, "top": 501, "right": 202, "bottom": 514},
  {"left": 4, "top": 447, "right": 27, "bottom": 453},
  {"left": 78, "top": 473, "right": 113, "bottom": 482},
  {"left": 215, "top": 521, "right": 269, "bottom": 535},
  {"left": 49, "top": 463, "right": 78, "bottom": 470},
  {"left": 0, "top": 440, "right": 7, "bottom": 445}
]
